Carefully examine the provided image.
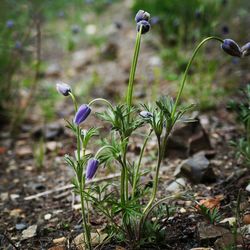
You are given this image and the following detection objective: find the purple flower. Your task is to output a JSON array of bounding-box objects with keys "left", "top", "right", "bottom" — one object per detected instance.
[
  {"left": 137, "top": 20, "right": 150, "bottom": 34},
  {"left": 221, "top": 39, "right": 242, "bottom": 57},
  {"left": 6, "top": 20, "right": 14, "bottom": 28},
  {"left": 56, "top": 82, "right": 71, "bottom": 96},
  {"left": 151, "top": 16, "right": 160, "bottom": 25},
  {"left": 74, "top": 104, "right": 91, "bottom": 125},
  {"left": 14, "top": 41, "right": 22, "bottom": 50},
  {"left": 241, "top": 42, "right": 250, "bottom": 57},
  {"left": 221, "top": 25, "right": 229, "bottom": 35},
  {"left": 135, "top": 10, "right": 150, "bottom": 23},
  {"left": 140, "top": 111, "right": 153, "bottom": 118},
  {"left": 71, "top": 24, "right": 80, "bottom": 34},
  {"left": 86, "top": 158, "right": 99, "bottom": 180}
]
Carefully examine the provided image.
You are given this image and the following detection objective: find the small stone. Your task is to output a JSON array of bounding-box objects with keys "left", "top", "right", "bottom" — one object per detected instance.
[
  {"left": 246, "top": 183, "right": 250, "bottom": 192},
  {"left": 243, "top": 213, "right": 250, "bottom": 224},
  {"left": 0, "top": 192, "right": 8, "bottom": 202},
  {"left": 10, "top": 194, "right": 20, "bottom": 201},
  {"left": 72, "top": 48, "right": 97, "bottom": 70},
  {"left": 16, "top": 223, "right": 27, "bottom": 230},
  {"left": 73, "top": 204, "right": 82, "bottom": 210},
  {"left": 44, "top": 213, "right": 52, "bottom": 220},
  {"left": 85, "top": 24, "right": 97, "bottom": 35},
  {"left": 16, "top": 146, "right": 32, "bottom": 158},
  {"left": 219, "top": 217, "right": 236, "bottom": 226},
  {"left": 198, "top": 222, "right": 229, "bottom": 241},
  {"left": 53, "top": 236, "right": 66, "bottom": 245},
  {"left": 214, "top": 232, "right": 243, "bottom": 249},
  {"left": 174, "top": 153, "right": 216, "bottom": 183},
  {"left": 46, "top": 141, "right": 57, "bottom": 152},
  {"left": 166, "top": 178, "right": 186, "bottom": 192},
  {"left": 74, "top": 232, "right": 108, "bottom": 249},
  {"left": 46, "top": 63, "right": 61, "bottom": 77},
  {"left": 22, "top": 225, "right": 37, "bottom": 240},
  {"left": 10, "top": 208, "right": 23, "bottom": 217}
]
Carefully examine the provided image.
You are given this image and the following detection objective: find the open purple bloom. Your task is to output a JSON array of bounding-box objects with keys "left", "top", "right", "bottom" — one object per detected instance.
[
  {"left": 135, "top": 10, "right": 150, "bottom": 23},
  {"left": 74, "top": 104, "right": 91, "bottom": 125},
  {"left": 241, "top": 42, "right": 250, "bottom": 57},
  {"left": 86, "top": 158, "right": 99, "bottom": 180},
  {"left": 221, "top": 39, "right": 242, "bottom": 57},
  {"left": 56, "top": 82, "right": 71, "bottom": 96},
  {"left": 137, "top": 20, "right": 150, "bottom": 34}
]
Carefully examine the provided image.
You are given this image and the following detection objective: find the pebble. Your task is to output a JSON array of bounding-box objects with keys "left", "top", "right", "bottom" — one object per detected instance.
[
  {"left": 16, "top": 223, "right": 27, "bottom": 230},
  {"left": 22, "top": 225, "right": 37, "bottom": 240},
  {"left": 166, "top": 178, "right": 186, "bottom": 192},
  {"left": 246, "top": 183, "right": 250, "bottom": 192},
  {"left": 10, "top": 208, "right": 23, "bottom": 217},
  {"left": 53, "top": 236, "right": 66, "bottom": 244},
  {"left": 10, "top": 194, "right": 20, "bottom": 201},
  {"left": 44, "top": 213, "right": 52, "bottom": 220}
]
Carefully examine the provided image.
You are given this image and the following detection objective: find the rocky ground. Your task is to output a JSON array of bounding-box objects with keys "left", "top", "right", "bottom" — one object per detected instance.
[{"left": 0, "top": 1, "right": 250, "bottom": 249}]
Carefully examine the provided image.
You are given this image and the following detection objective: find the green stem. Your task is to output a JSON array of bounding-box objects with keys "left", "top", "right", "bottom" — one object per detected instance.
[
  {"left": 88, "top": 98, "right": 113, "bottom": 109},
  {"left": 79, "top": 179, "right": 92, "bottom": 250},
  {"left": 94, "top": 145, "right": 114, "bottom": 159},
  {"left": 69, "top": 92, "right": 78, "bottom": 112},
  {"left": 126, "top": 26, "right": 142, "bottom": 109},
  {"left": 171, "top": 36, "right": 223, "bottom": 120},
  {"left": 143, "top": 136, "right": 162, "bottom": 213},
  {"left": 132, "top": 129, "right": 153, "bottom": 199}
]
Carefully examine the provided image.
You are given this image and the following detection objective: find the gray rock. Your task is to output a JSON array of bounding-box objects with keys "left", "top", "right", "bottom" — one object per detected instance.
[
  {"left": 32, "top": 123, "right": 64, "bottom": 140},
  {"left": 166, "top": 118, "right": 212, "bottom": 159},
  {"left": 16, "top": 223, "right": 27, "bottom": 231},
  {"left": 46, "top": 63, "right": 61, "bottom": 77},
  {"left": 22, "top": 225, "right": 37, "bottom": 240},
  {"left": 174, "top": 153, "right": 216, "bottom": 183},
  {"left": 72, "top": 48, "right": 97, "bottom": 70},
  {"left": 198, "top": 222, "right": 229, "bottom": 241},
  {"left": 166, "top": 178, "right": 186, "bottom": 192}
]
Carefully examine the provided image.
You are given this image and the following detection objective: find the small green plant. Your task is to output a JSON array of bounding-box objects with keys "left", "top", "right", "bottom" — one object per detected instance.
[
  {"left": 56, "top": 10, "right": 250, "bottom": 249},
  {"left": 33, "top": 138, "right": 45, "bottom": 170},
  {"left": 197, "top": 204, "right": 221, "bottom": 224}
]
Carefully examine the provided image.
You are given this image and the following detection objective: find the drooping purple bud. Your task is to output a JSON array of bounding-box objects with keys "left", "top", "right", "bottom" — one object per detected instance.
[
  {"left": 137, "top": 20, "right": 150, "bottom": 34},
  {"left": 74, "top": 104, "right": 91, "bottom": 125},
  {"left": 241, "top": 42, "right": 250, "bottom": 57},
  {"left": 140, "top": 111, "right": 153, "bottom": 119},
  {"left": 221, "top": 39, "right": 242, "bottom": 57},
  {"left": 86, "top": 158, "right": 99, "bottom": 180},
  {"left": 56, "top": 82, "right": 71, "bottom": 96},
  {"left": 6, "top": 20, "right": 14, "bottom": 29},
  {"left": 135, "top": 10, "right": 150, "bottom": 23}
]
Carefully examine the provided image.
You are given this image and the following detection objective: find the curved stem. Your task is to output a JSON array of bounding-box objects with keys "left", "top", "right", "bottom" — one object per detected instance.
[
  {"left": 126, "top": 26, "right": 142, "bottom": 109},
  {"left": 88, "top": 98, "right": 113, "bottom": 109},
  {"left": 69, "top": 92, "right": 78, "bottom": 112},
  {"left": 132, "top": 129, "right": 153, "bottom": 199},
  {"left": 171, "top": 36, "right": 223, "bottom": 119},
  {"left": 94, "top": 145, "right": 114, "bottom": 159}
]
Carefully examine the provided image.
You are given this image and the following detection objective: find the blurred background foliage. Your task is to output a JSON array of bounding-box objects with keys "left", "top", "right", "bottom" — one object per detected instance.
[{"left": 0, "top": 0, "right": 249, "bottom": 131}]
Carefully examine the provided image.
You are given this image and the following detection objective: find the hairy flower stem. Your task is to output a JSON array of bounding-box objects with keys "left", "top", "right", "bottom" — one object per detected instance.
[
  {"left": 79, "top": 180, "right": 92, "bottom": 250},
  {"left": 69, "top": 92, "right": 78, "bottom": 112},
  {"left": 171, "top": 36, "right": 224, "bottom": 119},
  {"left": 132, "top": 129, "right": 153, "bottom": 199},
  {"left": 126, "top": 26, "right": 142, "bottom": 111},
  {"left": 142, "top": 136, "right": 161, "bottom": 214},
  {"left": 88, "top": 98, "right": 113, "bottom": 110}
]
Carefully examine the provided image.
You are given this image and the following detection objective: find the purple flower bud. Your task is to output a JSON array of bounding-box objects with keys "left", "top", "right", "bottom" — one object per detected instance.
[
  {"left": 137, "top": 20, "right": 150, "bottom": 34},
  {"left": 86, "top": 158, "right": 99, "bottom": 180},
  {"left": 74, "top": 104, "right": 91, "bottom": 125},
  {"left": 140, "top": 111, "right": 153, "bottom": 118},
  {"left": 221, "top": 39, "right": 242, "bottom": 57},
  {"left": 6, "top": 20, "right": 14, "bottom": 28},
  {"left": 195, "top": 10, "right": 202, "bottom": 19},
  {"left": 241, "top": 42, "right": 250, "bottom": 57},
  {"left": 151, "top": 16, "right": 160, "bottom": 25},
  {"left": 56, "top": 82, "right": 71, "bottom": 96},
  {"left": 135, "top": 10, "right": 150, "bottom": 23}
]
